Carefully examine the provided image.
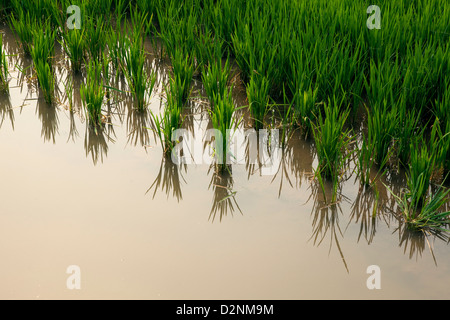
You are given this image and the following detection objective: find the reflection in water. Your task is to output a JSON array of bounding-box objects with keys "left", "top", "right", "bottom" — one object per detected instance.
[
  {"left": 0, "top": 92, "right": 14, "bottom": 130},
  {"left": 308, "top": 180, "right": 349, "bottom": 273},
  {"left": 147, "top": 157, "right": 185, "bottom": 202},
  {"left": 36, "top": 96, "right": 59, "bottom": 143},
  {"left": 395, "top": 221, "right": 450, "bottom": 265},
  {"left": 347, "top": 189, "right": 378, "bottom": 245},
  {"left": 208, "top": 168, "right": 242, "bottom": 223},
  {"left": 270, "top": 132, "right": 314, "bottom": 197},
  {"left": 127, "top": 109, "right": 151, "bottom": 147},
  {"left": 84, "top": 124, "right": 113, "bottom": 165}
]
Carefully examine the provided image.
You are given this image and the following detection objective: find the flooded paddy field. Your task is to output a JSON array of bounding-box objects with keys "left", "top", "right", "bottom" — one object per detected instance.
[{"left": 1, "top": 0, "right": 450, "bottom": 300}]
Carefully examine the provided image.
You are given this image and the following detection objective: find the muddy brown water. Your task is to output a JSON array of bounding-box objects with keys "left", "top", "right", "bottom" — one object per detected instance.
[{"left": 0, "top": 25, "right": 449, "bottom": 300}]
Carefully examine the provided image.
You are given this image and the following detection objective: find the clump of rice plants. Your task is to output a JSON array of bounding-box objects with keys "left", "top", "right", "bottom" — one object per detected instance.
[
  {"left": 123, "top": 24, "right": 157, "bottom": 111},
  {"left": 0, "top": 33, "right": 9, "bottom": 91},
  {"left": 291, "top": 86, "right": 319, "bottom": 134},
  {"left": 151, "top": 76, "right": 184, "bottom": 155},
  {"left": 61, "top": 28, "right": 85, "bottom": 73},
  {"left": 30, "top": 25, "right": 56, "bottom": 104},
  {"left": 170, "top": 48, "right": 195, "bottom": 104},
  {"left": 209, "top": 89, "right": 238, "bottom": 173},
  {"left": 386, "top": 139, "right": 450, "bottom": 232},
  {"left": 9, "top": 9, "right": 34, "bottom": 55},
  {"left": 85, "top": 18, "right": 106, "bottom": 62},
  {"left": 366, "top": 100, "right": 398, "bottom": 167},
  {"left": 80, "top": 60, "right": 104, "bottom": 127},
  {"left": 312, "top": 96, "right": 353, "bottom": 201},
  {"left": 246, "top": 74, "right": 270, "bottom": 130},
  {"left": 201, "top": 57, "right": 232, "bottom": 109}
]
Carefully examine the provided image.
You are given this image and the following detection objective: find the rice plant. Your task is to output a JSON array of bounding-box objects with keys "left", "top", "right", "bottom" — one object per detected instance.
[
  {"left": 291, "top": 86, "right": 319, "bottom": 134},
  {"left": 85, "top": 18, "right": 106, "bottom": 62},
  {"left": 170, "top": 48, "right": 195, "bottom": 104},
  {"left": 0, "top": 33, "right": 9, "bottom": 91},
  {"left": 9, "top": 9, "right": 35, "bottom": 55},
  {"left": 247, "top": 74, "right": 270, "bottom": 130},
  {"left": 61, "top": 28, "right": 85, "bottom": 73},
  {"left": 30, "top": 25, "right": 56, "bottom": 104},
  {"left": 123, "top": 34, "right": 157, "bottom": 111},
  {"left": 151, "top": 76, "right": 184, "bottom": 155},
  {"left": 312, "top": 97, "right": 353, "bottom": 182},
  {"left": 209, "top": 89, "right": 238, "bottom": 172},
  {"left": 201, "top": 57, "right": 232, "bottom": 109},
  {"left": 80, "top": 60, "right": 104, "bottom": 127}
]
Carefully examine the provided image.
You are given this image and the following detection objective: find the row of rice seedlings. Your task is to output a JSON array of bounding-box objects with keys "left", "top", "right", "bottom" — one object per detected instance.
[
  {"left": 0, "top": 33, "right": 9, "bottom": 91},
  {"left": 80, "top": 60, "right": 104, "bottom": 127}
]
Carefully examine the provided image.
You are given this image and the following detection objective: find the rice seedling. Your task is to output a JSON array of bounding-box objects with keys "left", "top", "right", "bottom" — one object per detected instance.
[
  {"left": 34, "top": 60, "right": 55, "bottom": 104},
  {"left": 30, "top": 25, "right": 56, "bottom": 104},
  {"left": 291, "top": 86, "right": 319, "bottom": 135},
  {"left": 209, "top": 89, "right": 238, "bottom": 172},
  {"left": 151, "top": 76, "right": 184, "bottom": 155},
  {"left": 123, "top": 35, "right": 157, "bottom": 111},
  {"left": 201, "top": 56, "right": 232, "bottom": 109},
  {"left": 9, "top": 9, "right": 35, "bottom": 55},
  {"left": 356, "top": 135, "right": 391, "bottom": 189},
  {"left": 366, "top": 100, "right": 398, "bottom": 167},
  {"left": 80, "top": 60, "right": 104, "bottom": 127},
  {"left": 312, "top": 96, "right": 353, "bottom": 184},
  {"left": 0, "top": 33, "right": 9, "bottom": 91},
  {"left": 246, "top": 74, "right": 270, "bottom": 130},
  {"left": 170, "top": 48, "right": 195, "bottom": 104},
  {"left": 60, "top": 28, "right": 85, "bottom": 73},
  {"left": 85, "top": 18, "right": 106, "bottom": 62}
]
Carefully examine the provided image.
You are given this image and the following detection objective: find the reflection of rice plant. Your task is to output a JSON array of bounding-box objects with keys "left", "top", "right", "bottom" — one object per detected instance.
[
  {"left": 0, "top": 33, "right": 9, "bottom": 91},
  {"left": 80, "top": 61, "right": 104, "bottom": 127}
]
